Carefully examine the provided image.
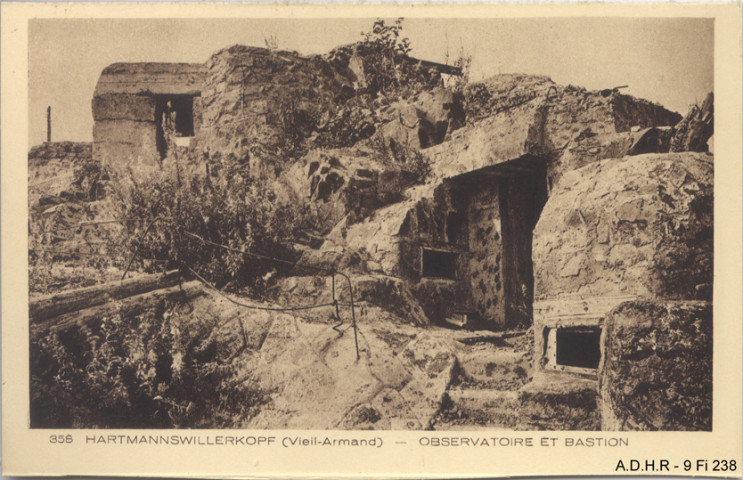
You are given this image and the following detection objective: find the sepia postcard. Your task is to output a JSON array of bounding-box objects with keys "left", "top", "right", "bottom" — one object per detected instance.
[{"left": 2, "top": 2, "right": 742, "bottom": 478}]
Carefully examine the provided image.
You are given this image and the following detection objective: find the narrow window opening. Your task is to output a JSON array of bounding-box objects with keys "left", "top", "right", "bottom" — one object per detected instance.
[
  {"left": 170, "top": 96, "right": 194, "bottom": 137},
  {"left": 422, "top": 248, "right": 458, "bottom": 280},
  {"left": 555, "top": 327, "right": 601, "bottom": 369}
]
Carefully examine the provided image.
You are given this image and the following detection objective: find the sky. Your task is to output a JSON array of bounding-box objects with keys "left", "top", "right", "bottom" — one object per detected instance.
[{"left": 28, "top": 17, "right": 713, "bottom": 147}]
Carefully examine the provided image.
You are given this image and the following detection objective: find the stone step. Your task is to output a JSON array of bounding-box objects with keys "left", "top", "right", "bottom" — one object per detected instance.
[
  {"left": 456, "top": 346, "right": 531, "bottom": 389},
  {"left": 452, "top": 330, "right": 534, "bottom": 390},
  {"left": 434, "top": 388, "right": 524, "bottom": 430},
  {"left": 436, "top": 373, "right": 601, "bottom": 430},
  {"left": 517, "top": 373, "right": 601, "bottom": 430}
]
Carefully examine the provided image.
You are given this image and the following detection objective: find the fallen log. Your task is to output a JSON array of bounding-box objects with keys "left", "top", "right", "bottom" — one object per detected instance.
[
  {"left": 29, "top": 270, "right": 182, "bottom": 323},
  {"left": 30, "top": 280, "right": 204, "bottom": 338}
]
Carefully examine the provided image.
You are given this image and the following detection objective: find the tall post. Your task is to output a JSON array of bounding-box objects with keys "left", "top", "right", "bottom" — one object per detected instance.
[{"left": 46, "top": 106, "right": 51, "bottom": 143}]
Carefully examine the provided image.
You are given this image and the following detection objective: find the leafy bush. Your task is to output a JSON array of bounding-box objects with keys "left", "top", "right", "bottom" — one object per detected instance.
[
  {"left": 72, "top": 156, "right": 109, "bottom": 202},
  {"left": 464, "top": 82, "right": 493, "bottom": 123},
  {"left": 356, "top": 18, "right": 439, "bottom": 99},
  {"left": 113, "top": 152, "right": 306, "bottom": 292},
  {"left": 362, "top": 18, "right": 412, "bottom": 56},
  {"left": 30, "top": 302, "right": 268, "bottom": 428}
]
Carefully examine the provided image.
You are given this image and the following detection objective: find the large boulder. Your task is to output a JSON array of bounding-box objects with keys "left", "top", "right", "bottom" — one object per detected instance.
[{"left": 197, "top": 46, "right": 355, "bottom": 177}]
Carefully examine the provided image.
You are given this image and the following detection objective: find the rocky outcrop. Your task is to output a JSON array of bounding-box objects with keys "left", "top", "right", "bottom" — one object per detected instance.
[
  {"left": 197, "top": 46, "right": 355, "bottom": 175},
  {"left": 281, "top": 147, "right": 423, "bottom": 235},
  {"left": 28, "top": 141, "right": 93, "bottom": 208},
  {"left": 425, "top": 75, "right": 681, "bottom": 190},
  {"left": 599, "top": 300, "right": 712, "bottom": 431},
  {"left": 376, "top": 87, "right": 465, "bottom": 150},
  {"left": 29, "top": 141, "right": 92, "bottom": 177},
  {"left": 200, "top": 296, "right": 457, "bottom": 429}
]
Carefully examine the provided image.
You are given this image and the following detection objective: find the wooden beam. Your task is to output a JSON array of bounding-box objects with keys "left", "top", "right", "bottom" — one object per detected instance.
[
  {"left": 407, "top": 56, "right": 463, "bottom": 76},
  {"left": 30, "top": 270, "right": 182, "bottom": 323},
  {"left": 31, "top": 280, "right": 204, "bottom": 338}
]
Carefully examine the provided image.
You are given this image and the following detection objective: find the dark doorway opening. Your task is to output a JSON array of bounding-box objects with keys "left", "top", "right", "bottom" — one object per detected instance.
[
  {"left": 422, "top": 248, "right": 458, "bottom": 280},
  {"left": 154, "top": 94, "right": 197, "bottom": 159},
  {"left": 496, "top": 157, "right": 548, "bottom": 329},
  {"left": 448, "top": 155, "right": 548, "bottom": 331},
  {"left": 555, "top": 327, "right": 602, "bottom": 369}
]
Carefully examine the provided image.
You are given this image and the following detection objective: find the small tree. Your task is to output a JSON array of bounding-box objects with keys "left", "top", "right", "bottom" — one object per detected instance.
[{"left": 357, "top": 18, "right": 428, "bottom": 98}]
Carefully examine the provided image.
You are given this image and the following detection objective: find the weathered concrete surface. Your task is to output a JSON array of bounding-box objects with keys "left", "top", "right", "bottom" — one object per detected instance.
[
  {"left": 92, "top": 94, "right": 156, "bottom": 122},
  {"left": 376, "top": 87, "right": 465, "bottom": 150},
  {"left": 92, "top": 63, "right": 206, "bottom": 175},
  {"left": 93, "top": 62, "right": 206, "bottom": 96},
  {"left": 93, "top": 119, "right": 161, "bottom": 171},
  {"left": 599, "top": 300, "right": 712, "bottom": 431},
  {"left": 533, "top": 152, "right": 713, "bottom": 313}
]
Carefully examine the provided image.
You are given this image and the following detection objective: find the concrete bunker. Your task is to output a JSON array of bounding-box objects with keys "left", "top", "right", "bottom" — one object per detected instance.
[
  {"left": 407, "top": 155, "right": 548, "bottom": 331},
  {"left": 91, "top": 62, "right": 206, "bottom": 172}
]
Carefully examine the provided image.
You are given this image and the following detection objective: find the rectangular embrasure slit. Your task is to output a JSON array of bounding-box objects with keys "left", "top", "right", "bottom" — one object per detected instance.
[
  {"left": 555, "top": 327, "right": 601, "bottom": 369},
  {"left": 421, "top": 248, "right": 458, "bottom": 280}
]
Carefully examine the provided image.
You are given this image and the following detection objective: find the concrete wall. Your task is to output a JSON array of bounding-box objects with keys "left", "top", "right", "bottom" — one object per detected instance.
[
  {"left": 92, "top": 63, "right": 206, "bottom": 175},
  {"left": 532, "top": 151, "right": 713, "bottom": 427}
]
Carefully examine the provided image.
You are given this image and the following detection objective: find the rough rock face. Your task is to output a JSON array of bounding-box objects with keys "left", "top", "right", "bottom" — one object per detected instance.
[
  {"left": 197, "top": 46, "right": 355, "bottom": 177},
  {"left": 599, "top": 300, "right": 712, "bottom": 431},
  {"left": 533, "top": 152, "right": 713, "bottom": 307},
  {"left": 377, "top": 87, "right": 465, "bottom": 150},
  {"left": 426, "top": 75, "right": 681, "bottom": 189},
  {"left": 281, "top": 147, "right": 423, "bottom": 235}
]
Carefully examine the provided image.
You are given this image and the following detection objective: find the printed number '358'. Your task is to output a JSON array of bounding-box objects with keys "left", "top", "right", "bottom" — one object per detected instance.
[{"left": 49, "top": 434, "right": 73, "bottom": 444}]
